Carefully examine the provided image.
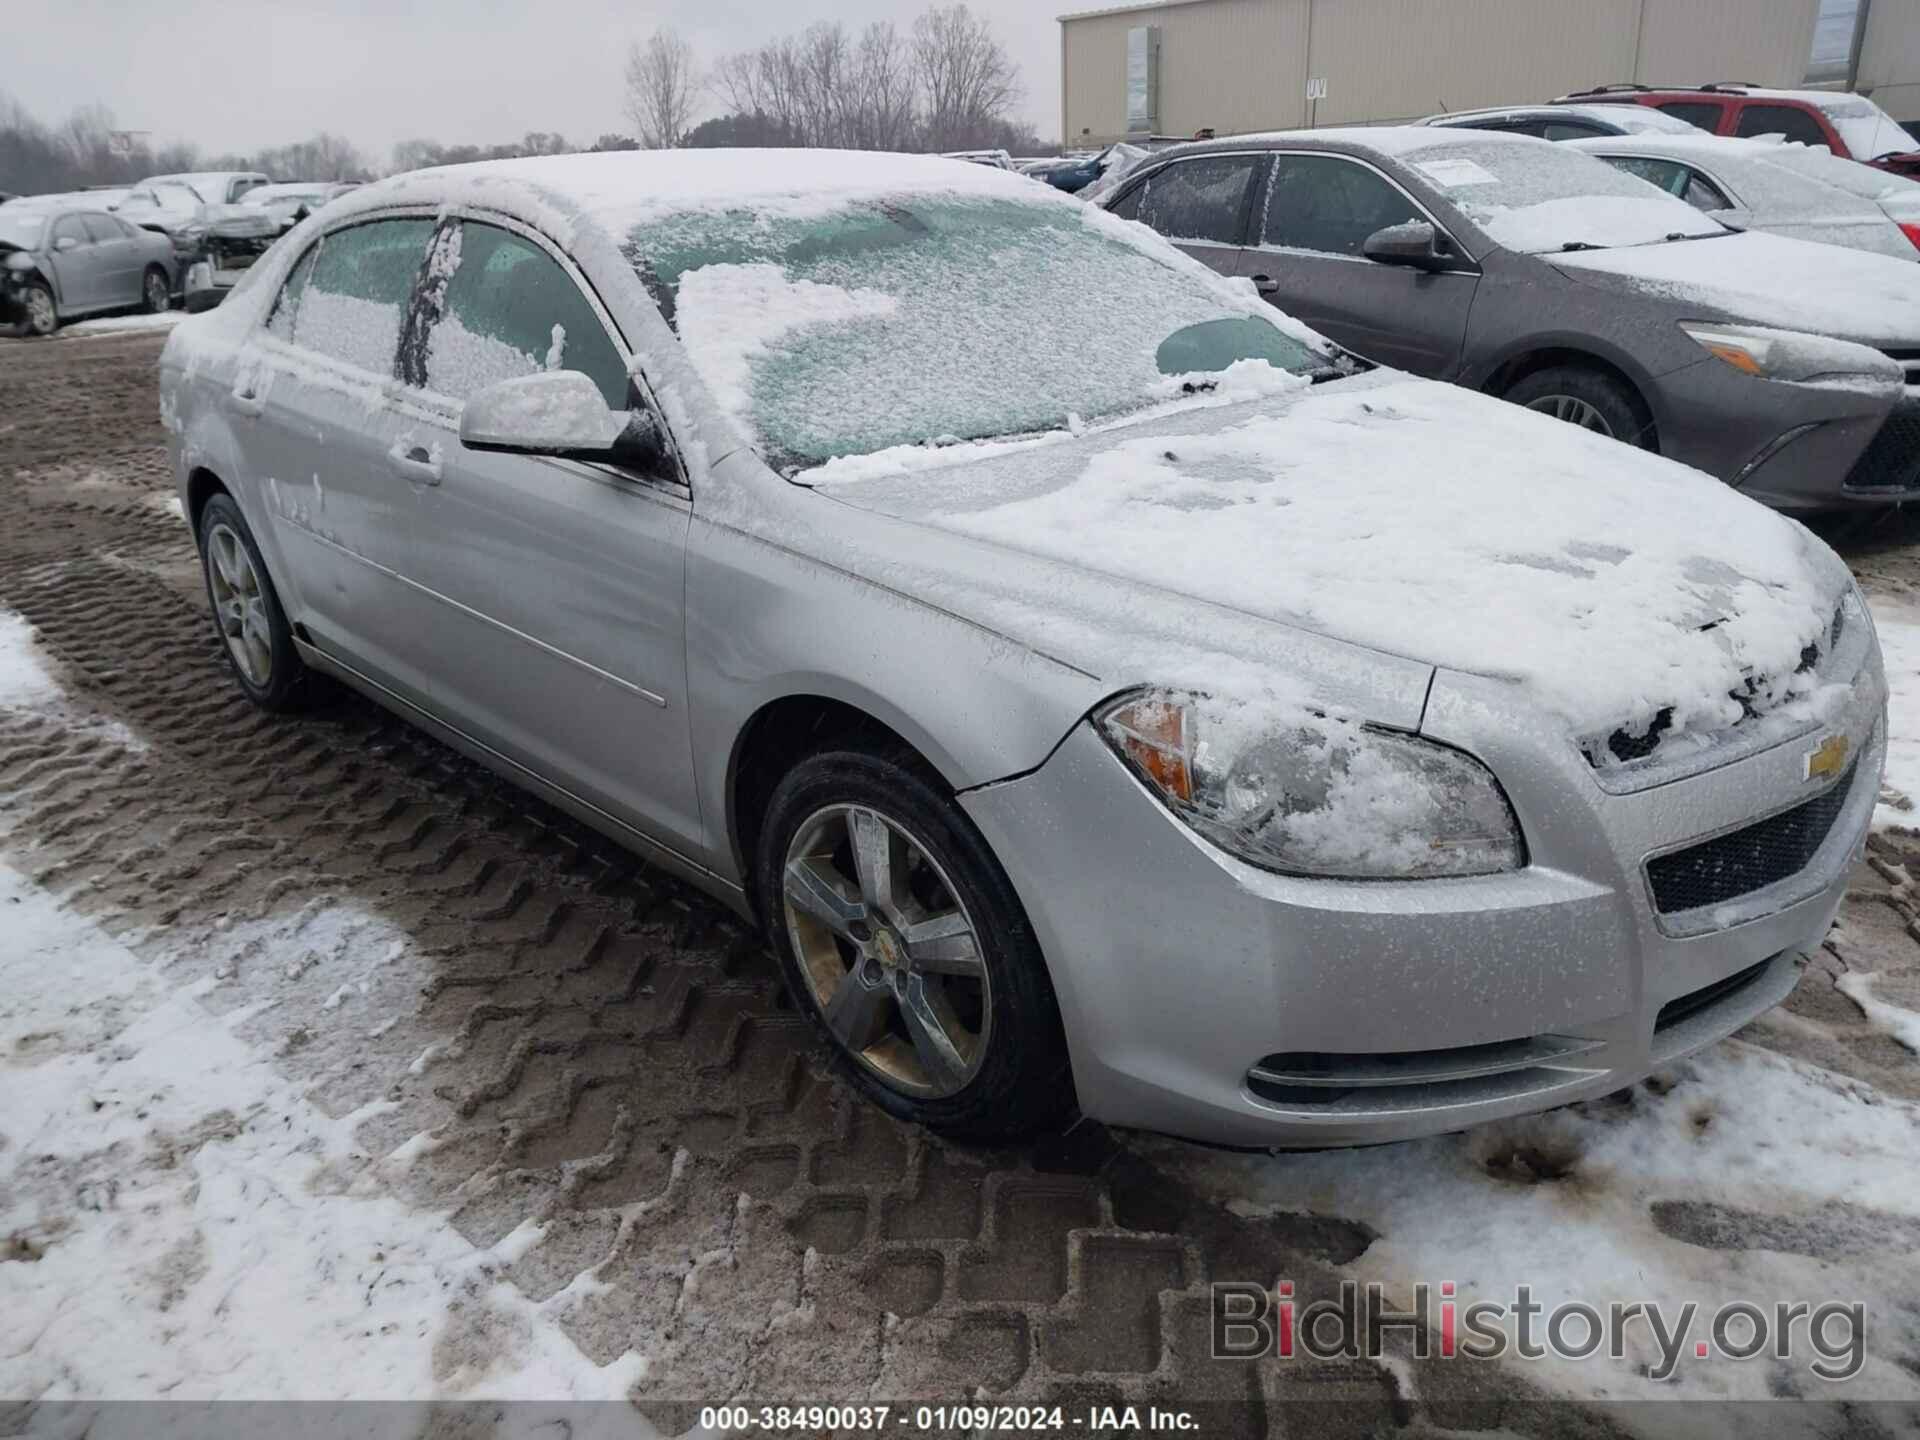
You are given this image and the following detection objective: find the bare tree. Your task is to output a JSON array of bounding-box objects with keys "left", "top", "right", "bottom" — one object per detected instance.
[
  {"left": 852, "top": 22, "right": 917, "bottom": 151},
  {"left": 912, "top": 3, "right": 1020, "bottom": 152},
  {"left": 624, "top": 27, "right": 699, "bottom": 150}
]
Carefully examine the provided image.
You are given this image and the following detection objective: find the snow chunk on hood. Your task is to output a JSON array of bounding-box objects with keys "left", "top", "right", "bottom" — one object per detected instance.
[{"left": 831, "top": 378, "right": 1848, "bottom": 744}]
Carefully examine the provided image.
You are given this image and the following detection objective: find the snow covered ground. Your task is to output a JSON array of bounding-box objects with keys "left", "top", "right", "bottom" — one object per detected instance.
[{"left": 58, "top": 311, "right": 186, "bottom": 339}]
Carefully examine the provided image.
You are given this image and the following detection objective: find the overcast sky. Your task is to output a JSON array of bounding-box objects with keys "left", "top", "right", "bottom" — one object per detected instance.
[{"left": 12, "top": 0, "right": 1066, "bottom": 165}]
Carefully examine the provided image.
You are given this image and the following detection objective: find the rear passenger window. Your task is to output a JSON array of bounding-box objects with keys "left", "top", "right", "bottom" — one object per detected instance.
[
  {"left": 421, "top": 222, "right": 629, "bottom": 408},
  {"left": 1132, "top": 156, "right": 1262, "bottom": 245},
  {"left": 1261, "top": 154, "right": 1423, "bottom": 256},
  {"left": 289, "top": 219, "right": 434, "bottom": 376},
  {"left": 1658, "top": 102, "right": 1725, "bottom": 130},
  {"left": 1735, "top": 104, "right": 1828, "bottom": 147},
  {"left": 81, "top": 214, "right": 122, "bottom": 244}
]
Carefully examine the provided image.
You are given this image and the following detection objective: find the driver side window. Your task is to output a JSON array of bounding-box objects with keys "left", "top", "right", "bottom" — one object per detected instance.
[
  {"left": 1261, "top": 155, "right": 1423, "bottom": 256},
  {"left": 421, "top": 222, "right": 630, "bottom": 408}
]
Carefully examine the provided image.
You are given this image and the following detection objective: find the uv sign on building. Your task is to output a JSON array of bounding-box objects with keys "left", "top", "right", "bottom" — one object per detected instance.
[{"left": 1060, "top": 0, "right": 1920, "bottom": 146}]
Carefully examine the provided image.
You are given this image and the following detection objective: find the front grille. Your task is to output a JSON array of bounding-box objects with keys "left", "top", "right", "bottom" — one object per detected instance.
[
  {"left": 1646, "top": 762, "right": 1857, "bottom": 916},
  {"left": 1844, "top": 393, "right": 1920, "bottom": 493}
]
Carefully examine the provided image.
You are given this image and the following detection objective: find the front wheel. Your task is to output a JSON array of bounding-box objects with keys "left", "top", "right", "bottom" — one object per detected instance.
[
  {"left": 1505, "top": 365, "right": 1653, "bottom": 449},
  {"left": 22, "top": 282, "right": 57, "bottom": 337},
  {"left": 756, "top": 748, "right": 1073, "bottom": 1141}
]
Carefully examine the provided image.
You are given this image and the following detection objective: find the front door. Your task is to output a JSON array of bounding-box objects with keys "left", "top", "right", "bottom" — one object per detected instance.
[
  {"left": 1238, "top": 152, "right": 1480, "bottom": 379},
  {"left": 44, "top": 214, "right": 103, "bottom": 312},
  {"left": 379, "top": 218, "right": 700, "bottom": 855}
]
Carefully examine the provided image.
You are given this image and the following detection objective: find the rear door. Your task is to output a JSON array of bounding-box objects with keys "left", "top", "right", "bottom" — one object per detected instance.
[
  {"left": 80, "top": 212, "right": 140, "bottom": 304},
  {"left": 1239, "top": 152, "right": 1479, "bottom": 378},
  {"left": 1106, "top": 152, "right": 1266, "bottom": 275},
  {"left": 239, "top": 216, "right": 439, "bottom": 677},
  {"left": 1732, "top": 102, "right": 1836, "bottom": 149},
  {"left": 378, "top": 217, "right": 700, "bottom": 853}
]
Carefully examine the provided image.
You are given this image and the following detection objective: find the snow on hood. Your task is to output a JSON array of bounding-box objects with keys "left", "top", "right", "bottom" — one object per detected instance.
[
  {"left": 1554, "top": 230, "right": 1920, "bottom": 342},
  {"left": 821, "top": 376, "right": 1848, "bottom": 746}
]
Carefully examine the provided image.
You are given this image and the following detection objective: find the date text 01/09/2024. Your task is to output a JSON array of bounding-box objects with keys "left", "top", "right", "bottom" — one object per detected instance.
[{"left": 695, "top": 1405, "right": 1202, "bottom": 1432}]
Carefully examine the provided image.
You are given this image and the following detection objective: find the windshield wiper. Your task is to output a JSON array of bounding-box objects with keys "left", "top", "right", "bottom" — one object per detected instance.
[{"left": 1559, "top": 241, "right": 1607, "bottom": 252}]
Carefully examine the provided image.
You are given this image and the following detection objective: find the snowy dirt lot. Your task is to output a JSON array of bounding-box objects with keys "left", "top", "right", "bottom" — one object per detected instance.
[{"left": 2, "top": 332, "right": 1919, "bottom": 1437}]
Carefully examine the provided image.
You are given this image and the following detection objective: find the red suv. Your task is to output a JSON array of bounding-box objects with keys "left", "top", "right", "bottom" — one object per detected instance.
[{"left": 1553, "top": 85, "right": 1920, "bottom": 177}]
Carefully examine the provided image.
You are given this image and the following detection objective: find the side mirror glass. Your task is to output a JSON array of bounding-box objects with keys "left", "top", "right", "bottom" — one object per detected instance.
[
  {"left": 183, "top": 288, "right": 225, "bottom": 314},
  {"left": 459, "top": 370, "right": 669, "bottom": 473},
  {"left": 1361, "top": 220, "right": 1454, "bottom": 272}
]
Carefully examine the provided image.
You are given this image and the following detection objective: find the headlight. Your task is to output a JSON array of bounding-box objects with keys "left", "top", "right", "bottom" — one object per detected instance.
[
  {"left": 1097, "top": 692, "right": 1524, "bottom": 880},
  {"left": 1679, "top": 321, "right": 1901, "bottom": 388}
]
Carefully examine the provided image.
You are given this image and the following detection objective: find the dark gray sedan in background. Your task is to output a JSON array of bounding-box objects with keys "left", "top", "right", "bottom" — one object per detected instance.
[
  {"left": 1103, "top": 128, "right": 1920, "bottom": 510},
  {"left": 1, "top": 202, "right": 178, "bottom": 335}
]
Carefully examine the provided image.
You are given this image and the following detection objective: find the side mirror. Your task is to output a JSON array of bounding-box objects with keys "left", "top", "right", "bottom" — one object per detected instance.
[
  {"left": 1706, "top": 207, "right": 1752, "bottom": 232},
  {"left": 1362, "top": 221, "right": 1456, "bottom": 272},
  {"left": 459, "top": 370, "right": 669, "bottom": 472},
  {"left": 53, "top": 236, "right": 80, "bottom": 252},
  {"left": 183, "top": 288, "right": 225, "bottom": 314}
]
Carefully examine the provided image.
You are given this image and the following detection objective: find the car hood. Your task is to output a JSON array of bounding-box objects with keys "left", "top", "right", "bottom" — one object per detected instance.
[
  {"left": 1550, "top": 230, "right": 1920, "bottom": 343},
  {"left": 813, "top": 373, "right": 1850, "bottom": 745}
]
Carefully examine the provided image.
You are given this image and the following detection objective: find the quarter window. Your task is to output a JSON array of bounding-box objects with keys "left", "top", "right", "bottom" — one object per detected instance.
[
  {"left": 421, "top": 222, "right": 629, "bottom": 407},
  {"left": 287, "top": 219, "right": 434, "bottom": 375},
  {"left": 1734, "top": 104, "right": 1829, "bottom": 147},
  {"left": 1261, "top": 154, "right": 1423, "bottom": 256},
  {"left": 1131, "top": 156, "right": 1262, "bottom": 245}
]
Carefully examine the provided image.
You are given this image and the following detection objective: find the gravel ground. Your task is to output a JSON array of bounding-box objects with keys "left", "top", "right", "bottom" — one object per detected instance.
[{"left": 2, "top": 331, "right": 1917, "bottom": 1436}]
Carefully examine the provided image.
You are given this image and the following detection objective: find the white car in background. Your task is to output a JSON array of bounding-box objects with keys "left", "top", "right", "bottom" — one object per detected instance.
[
  {"left": 1571, "top": 133, "right": 1920, "bottom": 262},
  {"left": 232, "top": 182, "right": 360, "bottom": 234}
]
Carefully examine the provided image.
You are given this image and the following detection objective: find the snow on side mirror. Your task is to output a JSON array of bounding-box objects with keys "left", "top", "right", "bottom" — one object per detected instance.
[{"left": 459, "top": 370, "right": 669, "bottom": 473}]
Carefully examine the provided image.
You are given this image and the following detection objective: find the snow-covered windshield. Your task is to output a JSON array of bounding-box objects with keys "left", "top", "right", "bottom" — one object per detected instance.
[
  {"left": 1403, "top": 139, "right": 1724, "bottom": 252},
  {"left": 1749, "top": 142, "right": 1920, "bottom": 203},
  {"left": 628, "top": 194, "right": 1325, "bottom": 471},
  {"left": 1817, "top": 95, "right": 1919, "bottom": 160},
  {"left": 0, "top": 211, "right": 47, "bottom": 249}
]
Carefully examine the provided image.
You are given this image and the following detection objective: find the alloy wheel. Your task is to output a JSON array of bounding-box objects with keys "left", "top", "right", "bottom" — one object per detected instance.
[
  {"left": 144, "top": 272, "right": 169, "bottom": 312},
  {"left": 205, "top": 522, "right": 273, "bottom": 687},
  {"left": 782, "top": 803, "right": 991, "bottom": 1098},
  {"left": 1525, "top": 394, "right": 1614, "bottom": 437},
  {"left": 25, "top": 287, "right": 55, "bottom": 336}
]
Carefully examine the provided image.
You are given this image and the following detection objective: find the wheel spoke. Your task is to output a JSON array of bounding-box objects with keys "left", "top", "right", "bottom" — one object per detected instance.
[
  {"left": 848, "top": 808, "right": 903, "bottom": 921},
  {"left": 901, "top": 910, "right": 984, "bottom": 977},
  {"left": 784, "top": 856, "right": 866, "bottom": 938},
  {"left": 899, "top": 977, "right": 969, "bottom": 1091},
  {"left": 211, "top": 532, "right": 242, "bottom": 591},
  {"left": 823, "top": 970, "right": 890, "bottom": 1052}
]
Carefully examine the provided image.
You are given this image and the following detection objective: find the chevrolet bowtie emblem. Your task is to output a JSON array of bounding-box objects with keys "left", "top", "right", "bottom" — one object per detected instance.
[{"left": 1804, "top": 735, "right": 1850, "bottom": 782}]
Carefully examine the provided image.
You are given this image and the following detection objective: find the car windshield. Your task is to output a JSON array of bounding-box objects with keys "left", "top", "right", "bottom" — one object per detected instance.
[
  {"left": 0, "top": 211, "right": 48, "bottom": 248},
  {"left": 1817, "top": 95, "right": 1920, "bottom": 160},
  {"left": 1402, "top": 139, "right": 1724, "bottom": 252},
  {"left": 625, "top": 193, "right": 1325, "bottom": 473}
]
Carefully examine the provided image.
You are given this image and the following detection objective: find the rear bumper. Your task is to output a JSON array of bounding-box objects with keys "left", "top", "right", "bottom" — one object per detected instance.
[{"left": 964, "top": 653, "right": 1884, "bottom": 1149}]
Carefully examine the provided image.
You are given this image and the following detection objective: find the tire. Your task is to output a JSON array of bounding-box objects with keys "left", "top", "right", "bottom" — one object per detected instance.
[
  {"left": 22, "top": 281, "right": 57, "bottom": 337},
  {"left": 141, "top": 266, "right": 171, "bottom": 315},
  {"left": 1504, "top": 365, "right": 1653, "bottom": 449},
  {"left": 755, "top": 747, "right": 1073, "bottom": 1141},
  {"left": 195, "top": 492, "right": 320, "bottom": 712}
]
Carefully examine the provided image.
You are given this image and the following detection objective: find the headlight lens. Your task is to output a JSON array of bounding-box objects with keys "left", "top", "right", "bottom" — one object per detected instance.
[
  {"left": 1097, "top": 691, "right": 1524, "bottom": 880},
  {"left": 1679, "top": 321, "right": 1901, "bottom": 388}
]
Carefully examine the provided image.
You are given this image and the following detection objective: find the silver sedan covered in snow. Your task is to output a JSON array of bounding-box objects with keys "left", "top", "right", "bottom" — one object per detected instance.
[{"left": 160, "top": 151, "right": 1884, "bottom": 1147}]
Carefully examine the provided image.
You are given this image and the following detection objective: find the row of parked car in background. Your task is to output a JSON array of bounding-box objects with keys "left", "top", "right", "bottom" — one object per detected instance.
[{"left": 0, "top": 170, "right": 358, "bottom": 335}]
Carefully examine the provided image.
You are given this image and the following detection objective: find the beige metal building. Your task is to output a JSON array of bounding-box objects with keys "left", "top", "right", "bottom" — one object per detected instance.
[{"left": 1060, "top": 0, "right": 1920, "bottom": 145}]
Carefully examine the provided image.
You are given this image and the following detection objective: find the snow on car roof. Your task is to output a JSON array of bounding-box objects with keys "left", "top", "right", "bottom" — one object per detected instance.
[
  {"left": 1424, "top": 103, "right": 1698, "bottom": 134},
  {"left": 335, "top": 148, "right": 1058, "bottom": 242},
  {"left": 1220, "top": 125, "right": 1551, "bottom": 156}
]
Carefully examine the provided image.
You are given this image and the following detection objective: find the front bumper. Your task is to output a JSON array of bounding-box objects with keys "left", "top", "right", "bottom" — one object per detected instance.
[
  {"left": 963, "top": 652, "right": 1884, "bottom": 1149},
  {"left": 1653, "top": 357, "right": 1917, "bottom": 511}
]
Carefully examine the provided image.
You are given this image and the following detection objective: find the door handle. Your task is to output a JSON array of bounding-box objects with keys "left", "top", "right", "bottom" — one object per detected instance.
[
  {"left": 1249, "top": 274, "right": 1281, "bottom": 295},
  {"left": 228, "top": 382, "right": 265, "bottom": 417},
  {"left": 388, "top": 438, "right": 443, "bottom": 486}
]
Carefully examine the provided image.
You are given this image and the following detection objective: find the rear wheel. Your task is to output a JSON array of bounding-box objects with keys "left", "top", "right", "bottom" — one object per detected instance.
[
  {"left": 195, "top": 493, "right": 320, "bottom": 712},
  {"left": 1505, "top": 365, "right": 1652, "bottom": 448},
  {"left": 141, "top": 266, "right": 171, "bottom": 314},
  {"left": 756, "top": 748, "right": 1073, "bottom": 1140},
  {"left": 22, "top": 282, "right": 57, "bottom": 337}
]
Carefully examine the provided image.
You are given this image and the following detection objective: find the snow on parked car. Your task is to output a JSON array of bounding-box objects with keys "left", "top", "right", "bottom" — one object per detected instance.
[{"left": 162, "top": 148, "right": 1882, "bottom": 1149}]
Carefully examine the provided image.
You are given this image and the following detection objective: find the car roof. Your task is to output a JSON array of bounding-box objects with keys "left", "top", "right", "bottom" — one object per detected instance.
[
  {"left": 326, "top": 148, "right": 1062, "bottom": 240},
  {"left": 1425, "top": 102, "right": 1696, "bottom": 133}
]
